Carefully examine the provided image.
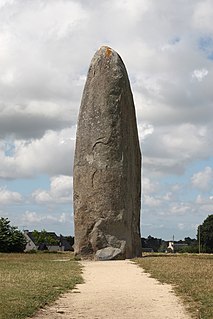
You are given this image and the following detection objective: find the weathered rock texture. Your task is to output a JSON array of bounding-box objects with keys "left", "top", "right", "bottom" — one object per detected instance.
[{"left": 73, "top": 46, "right": 141, "bottom": 259}]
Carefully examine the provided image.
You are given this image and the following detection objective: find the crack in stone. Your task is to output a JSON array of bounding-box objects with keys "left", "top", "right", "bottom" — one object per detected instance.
[
  {"left": 92, "top": 138, "right": 110, "bottom": 151},
  {"left": 91, "top": 169, "right": 97, "bottom": 187}
]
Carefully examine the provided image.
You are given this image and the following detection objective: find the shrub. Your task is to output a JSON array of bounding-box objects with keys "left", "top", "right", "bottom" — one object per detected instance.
[{"left": 0, "top": 217, "right": 26, "bottom": 252}]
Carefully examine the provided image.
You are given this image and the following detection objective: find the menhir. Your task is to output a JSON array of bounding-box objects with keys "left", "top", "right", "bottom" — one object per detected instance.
[{"left": 73, "top": 46, "right": 142, "bottom": 260}]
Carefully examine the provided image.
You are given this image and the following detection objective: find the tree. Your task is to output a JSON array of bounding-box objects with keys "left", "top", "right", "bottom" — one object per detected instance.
[
  {"left": 0, "top": 217, "right": 26, "bottom": 252},
  {"left": 197, "top": 214, "right": 213, "bottom": 253},
  {"left": 32, "top": 230, "right": 58, "bottom": 246},
  {"left": 142, "top": 235, "right": 162, "bottom": 252},
  {"left": 184, "top": 237, "right": 197, "bottom": 246},
  {"left": 64, "top": 236, "right": 74, "bottom": 247}
]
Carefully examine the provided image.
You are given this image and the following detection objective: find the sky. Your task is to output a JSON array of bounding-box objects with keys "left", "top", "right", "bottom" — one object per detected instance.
[{"left": 0, "top": 0, "right": 212, "bottom": 241}]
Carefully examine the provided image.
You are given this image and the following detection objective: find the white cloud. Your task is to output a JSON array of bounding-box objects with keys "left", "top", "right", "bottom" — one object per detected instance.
[
  {"left": 138, "top": 123, "right": 154, "bottom": 141},
  {"left": 0, "top": 128, "right": 75, "bottom": 178},
  {"left": 32, "top": 191, "right": 52, "bottom": 203},
  {"left": 163, "top": 192, "right": 173, "bottom": 201},
  {"left": 169, "top": 203, "right": 192, "bottom": 215},
  {"left": 22, "top": 210, "right": 70, "bottom": 224},
  {"left": 0, "top": 0, "right": 14, "bottom": 9},
  {"left": 195, "top": 194, "right": 213, "bottom": 214},
  {"left": 191, "top": 68, "right": 208, "bottom": 82},
  {"left": 0, "top": 187, "right": 22, "bottom": 204},
  {"left": 142, "top": 177, "right": 158, "bottom": 194},
  {"left": 143, "top": 124, "right": 211, "bottom": 175},
  {"left": 114, "top": 0, "right": 150, "bottom": 20},
  {"left": 32, "top": 175, "right": 72, "bottom": 204},
  {"left": 195, "top": 194, "right": 213, "bottom": 204},
  {"left": 192, "top": 0, "right": 213, "bottom": 32},
  {"left": 144, "top": 195, "right": 161, "bottom": 207},
  {"left": 196, "top": 194, "right": 203, "bottom": 204},
  {"left": 0, "top": 103, "right": 76, "bottom": 139},
  {"left": 0, "top": 1, "right": 88, "bottom": 99},
  {"left": 191, "top": 166, "right": 213, "bottom": 190}
]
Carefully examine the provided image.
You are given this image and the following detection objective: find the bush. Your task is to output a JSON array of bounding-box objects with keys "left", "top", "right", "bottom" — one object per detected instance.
[
  {"left": 0, "top": 217, "right": 26, "bottom": 252},
  {"left": 178, "top": 245, "right": 199, "bottom": 253},
  {"left": 197, "top": 215, "right": 213, "bottom": 253}
]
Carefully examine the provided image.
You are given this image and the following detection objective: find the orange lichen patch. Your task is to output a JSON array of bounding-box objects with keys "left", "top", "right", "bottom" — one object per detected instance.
[
  {"left": 105, "top": 47, "right": 112, "bottom": 58},
  {"left": 98, "top": 45, "right": 112, "bottom": 58}
]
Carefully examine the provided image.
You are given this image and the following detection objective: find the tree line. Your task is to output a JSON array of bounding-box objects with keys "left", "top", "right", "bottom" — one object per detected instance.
[
  {"left": 142, "top": 214, "right": 213, "bottom": 253},
  {"left": 0, "top": 215, "right": 212, "bottom": 253}
]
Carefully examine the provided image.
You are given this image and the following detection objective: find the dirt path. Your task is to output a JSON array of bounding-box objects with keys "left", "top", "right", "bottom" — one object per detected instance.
[{"left": 32, "top": 260, "right": 192, "bottom": 319}]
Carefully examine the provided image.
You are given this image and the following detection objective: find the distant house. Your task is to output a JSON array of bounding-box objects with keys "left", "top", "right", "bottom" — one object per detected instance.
[
  {"left": 23, "top": 230, "right": 72, "bottom": 252},
  {"left": 167, "top": 241, "right": 188, "bottom": 253},
  {"left": 24, "top": 231, "right": 37, "bottom": 251}
]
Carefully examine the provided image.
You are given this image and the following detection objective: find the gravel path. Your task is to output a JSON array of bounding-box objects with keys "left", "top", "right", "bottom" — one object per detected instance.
[{"left": 32, "top": 260, "right": 192, "bottom": 319}]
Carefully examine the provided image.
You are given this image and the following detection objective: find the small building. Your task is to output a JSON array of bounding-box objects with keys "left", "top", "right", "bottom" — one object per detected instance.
[
  {"left": 24, "top": 230, "right": 37, "bottom": 251},
  {"left": 23, "top": 230, "right": 72, "bottom": 252},
  {"left": 167, "top": 241, "right": 188, "bottom": 253}
]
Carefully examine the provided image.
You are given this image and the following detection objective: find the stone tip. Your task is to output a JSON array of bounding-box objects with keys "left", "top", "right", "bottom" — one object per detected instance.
[{"left": 98, "top": 45, "right": 114, "bottom": 58}]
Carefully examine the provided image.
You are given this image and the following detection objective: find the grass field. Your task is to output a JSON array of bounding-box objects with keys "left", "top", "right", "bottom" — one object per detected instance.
[
  {"left": 0, "top": 252, "right": 83, "bottom": 319},
  {"left": 135, "top": 254, "right": 213, "bottom": 319}
]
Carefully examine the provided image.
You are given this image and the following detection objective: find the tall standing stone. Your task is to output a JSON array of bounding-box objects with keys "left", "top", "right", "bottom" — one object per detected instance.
[{"left": 73, "top": 46, "right": 141, "bottom": 259}]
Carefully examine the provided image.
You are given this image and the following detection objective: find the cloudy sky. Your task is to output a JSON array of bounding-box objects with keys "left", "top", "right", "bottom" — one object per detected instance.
[{"left": 0, "top": 0, "right": 212, "bottom": 240}]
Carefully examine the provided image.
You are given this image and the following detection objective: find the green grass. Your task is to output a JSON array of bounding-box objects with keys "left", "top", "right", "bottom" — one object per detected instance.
[
  {"left": 135, "top": 254, "right": 213, "bottom": 319},
  {"left": 0, "top": 252, "right": 83, "bottom": 319}
]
